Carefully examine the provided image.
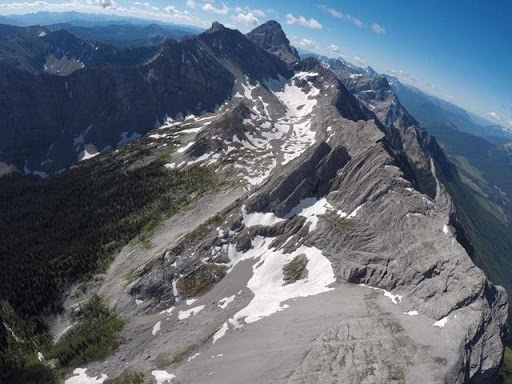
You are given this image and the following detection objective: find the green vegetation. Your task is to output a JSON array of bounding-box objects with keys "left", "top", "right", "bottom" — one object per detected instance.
[
  {"left": 282, "top": 254, "right": 308, "bottom": 285},
  {"left": 47, "top": 295, "right": 124, "bottom": 369},
  {"left": 0, "top": 295, "right": 123, "bottom": 384},
  {"left": 0, "top": 301, "right": 56, "bottom": 384},
  {"left": 177, "top": 264, "right": 227, "bottom": 298},
  {"left": 104, "top": 371, "right": 145, "bottom": 384},
  {"left": 0, "top": 148, "right": 218, "bottom": 383},
  {"left": 499, "top": 347, "right": 512, "bottom": 383},
  {"left": 154, "top": 352, "right": 172, "bottom": 369}
]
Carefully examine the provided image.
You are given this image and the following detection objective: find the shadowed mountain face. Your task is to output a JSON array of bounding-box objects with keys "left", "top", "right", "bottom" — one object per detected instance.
[
  {"left": 0, "top": 22, "right": 292, "bottom": 176},
  {"left": 0, "top": 19, "right": 508, "bottom": 384},
  {"left": 45, "top": 23, "right": 196, "bottom": 47},
  {"left": 246, "top": 20, "right": 300, "bottom": 65}
]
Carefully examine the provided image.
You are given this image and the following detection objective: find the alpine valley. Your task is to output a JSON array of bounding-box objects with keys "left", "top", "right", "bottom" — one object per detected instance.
[{"left": 0, "top": 17, "right": 510, "bottom": 384}]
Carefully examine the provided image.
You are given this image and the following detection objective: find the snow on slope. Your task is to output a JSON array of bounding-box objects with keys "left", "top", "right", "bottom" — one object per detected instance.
[{"left": 147, "top": 71, "right": 323, "bottom": 190}]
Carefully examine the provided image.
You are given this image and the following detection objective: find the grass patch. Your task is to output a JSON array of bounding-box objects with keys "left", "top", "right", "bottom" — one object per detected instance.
[
  {"left": 499, "top": 347, "right": 512, "bottom": 383},
  {"left": 177, "top": 264, "right": 227, "bottom": 298},
  {"left": 154, "top": 352, "right": 171, "bottom": 369},
  {"left": 282, "top": 254, "right": 308, "bottom": 285},
  {"left": 170, "top": 344, "right": 197, "bottom": 365},
  {"left": 104, "top": 371, "right": 145, "bottom": 384},
  {"left": 47, "top": 295, "right": 124, "bottom": 370}
]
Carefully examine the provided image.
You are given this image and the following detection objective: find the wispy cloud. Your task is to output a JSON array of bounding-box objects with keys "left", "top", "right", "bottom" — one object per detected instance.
[
  {"left": 488, "top": 111, "right": 502, "bottom": 122},
  {"left": 201, "top": 1, "right": 229, "bottom": 15},
  {"left": 320, "top": 4, "right": 385, "bottom": 35},
  {"left": 234, "top": 6, "right": 265, "bottom": 18},
  {"left": 0, "top": 0, "right": 203, "bottom": 25},
  {"left": 329, "top": 44, "right": 340, "bottom": 54},
  {"left": 286, "top": 14, "right": 323, "bottom": 30},
  {"left": 354, "top": 56, "right": 367, "bottom": 66},
  {"left": 290, "top": 35, "right": 319, "bottom": 50},
  {"left": 232, "top": 11, "right": 260, "bottom": 26},
  {"left": 371, "top": 23, "right": 385, "bottom": 35}
]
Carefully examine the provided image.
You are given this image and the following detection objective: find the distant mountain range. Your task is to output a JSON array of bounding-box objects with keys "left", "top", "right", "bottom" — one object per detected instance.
[{"left": 0, "top": 11, "right": 202, "bottom": 32}]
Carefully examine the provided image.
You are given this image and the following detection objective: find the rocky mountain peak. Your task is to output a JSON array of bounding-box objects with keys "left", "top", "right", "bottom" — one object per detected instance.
[
  {"left": 247, "top": 19, "right": 300, "bottom": 65},
  {"left": 204, "top": 21, "right": 226, "bottom": 34}
]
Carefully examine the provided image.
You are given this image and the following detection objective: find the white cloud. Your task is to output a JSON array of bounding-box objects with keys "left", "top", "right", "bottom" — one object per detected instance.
[
  {"left": 489, "top": 111, "right": 502, "bottom": 122},
  {"left": 235, "top": 6, "right": 265, "bottom": 18},
  {"left": 320, "top": 4, "right": 385, "bottom": 35},
  {"left": 324, "top": 6, "right": 342, "bottom": 19},
  {"left": 0, "top": 0, "right": 204, "bottom": 25},
  {"left": 290, "top": 35, "right": 319, "bottom": 50},
  {"left": 371, "top": 23, "right": 385, "bottom": 35},
  {"left": 186, "top": 0, "right": 197, "bottom": 8},
  {"left": 286, "top": 14, "right": 323, "bottom": 30},
  {"left": 134, "top": 1, "right": 158, "bottom": 10},
  {"left": 232, "top": 11, "right": 260, "bottom": 26},
  {"left": 346, "top": 15, "right": 363, "bottom": 28},
  {"left": 353, "top": 56, "right": 367, "bottom": 66},
  {"left": 329, "top": 44, "right": 340, "bottom": 53},
  {"left": 202, "top": 1, "right": 229, "bottom": 15}
]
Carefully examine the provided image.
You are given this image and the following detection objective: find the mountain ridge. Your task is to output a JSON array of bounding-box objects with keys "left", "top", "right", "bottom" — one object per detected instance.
[{"left": 0, "top": 19, "right": 508, "bottom": 384}]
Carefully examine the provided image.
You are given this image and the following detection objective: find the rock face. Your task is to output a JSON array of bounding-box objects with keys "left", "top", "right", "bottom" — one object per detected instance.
[
  {"left": 246, "top": 20, "right": 300, "bottom": 65},
  {"left": 23, "top": 20, "right": 505, "bottom": 384}
]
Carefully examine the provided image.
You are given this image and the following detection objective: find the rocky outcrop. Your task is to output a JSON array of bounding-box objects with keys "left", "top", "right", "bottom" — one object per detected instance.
[{"left": 247, "top": 20, "right": 300, "bottom": 65}]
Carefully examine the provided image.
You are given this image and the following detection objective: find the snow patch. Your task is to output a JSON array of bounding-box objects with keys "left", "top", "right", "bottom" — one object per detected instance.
[
  {"left": 285, "top": 197, "right": 334, "bottom": 232},
  {"left": 152, "top": 321, "right": 161, "bottom": 336},
  {"left": 151, "top": 370, "right": 176, "bottom": 384},
  {"left": 178, "top": 305, "right": 205, "bottom": 320},
  {"left": 433, "top": 316, "right": 449, "bottom": 328},
  {"left": 186, "top": 298, "right": 197, "bottom": 306},
  {"left": 404, "top": 310, "right": 419, "bottom": 316},
  {"left": 359, "top": 284, "right": 403, "bottom": 304},
  {"left": 177, "top": 142, "right": 195, "bottom": 153},
  {"left": 228, "top": 236, "right": 335, "bottom": 326},
  {"left": 187, "top": 352, "right": 201, "bottom": 362},
  {"left": 218, "top": 295, "right": 235, "bottom": 309},
  {"left": 348, "top": 204, "right": 365, "bottom": 218},
  {"left": 212, "top": 321, "right": 229, "bottom": 344},
  {"left": 65, "top": 368, "right": 107, "bottom": 384},
  {"left": 78, "top": 145, "right": 99, "bottom": 161},
  {"left": 242, "top": 206, "right": 285, "bottom": 228},
  {"left": 159, "top": 306, "right": 175, "bottom": 315}
]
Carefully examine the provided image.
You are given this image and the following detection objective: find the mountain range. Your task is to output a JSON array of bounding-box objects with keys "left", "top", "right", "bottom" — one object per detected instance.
[{"left": 0, "top": 16, "right": 510, "bottom": 384}]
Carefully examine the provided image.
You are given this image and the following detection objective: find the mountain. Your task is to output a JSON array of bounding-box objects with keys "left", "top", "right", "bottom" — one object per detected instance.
[
  {"left": 325, "top": 56, "right": 512, "bottom": 318},
  {"left": 246, "top": 20, "right": 300, "bottom": 64},
  {"left": 0, "top": 22, "right": 289, "bottom": 177},
  {"left": 386, "top": 76, "right": 512, "bottom": 144},
  {"left": 45, "top": 23, "right": 196, "bottom": 47},
  {"left": 0, "top": 11, "right": 202, "bottom": 32},
  {"left": 0, "top": 20, "right": 508, "bottom": 384}
]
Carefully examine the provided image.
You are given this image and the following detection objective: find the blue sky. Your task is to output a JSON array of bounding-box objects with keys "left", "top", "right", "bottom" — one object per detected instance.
[{"left": 1, "top": 0, "right": 511, "bottom": 126}]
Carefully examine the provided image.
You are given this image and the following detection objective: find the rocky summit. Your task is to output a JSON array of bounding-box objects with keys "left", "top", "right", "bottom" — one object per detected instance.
[{"left": 0, "top": 19, "right": 508, "bottom": 384}]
